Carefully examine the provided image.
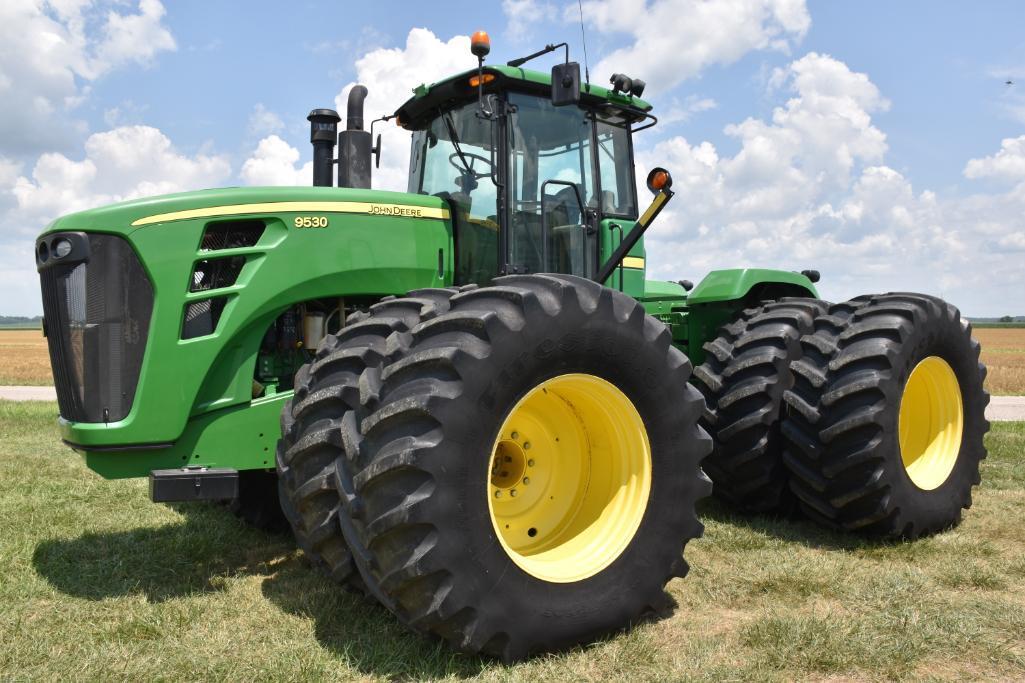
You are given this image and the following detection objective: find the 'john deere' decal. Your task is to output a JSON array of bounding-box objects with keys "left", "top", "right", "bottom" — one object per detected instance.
[{"left": 132, "top": 201, "right": 450, "bottom": 226}]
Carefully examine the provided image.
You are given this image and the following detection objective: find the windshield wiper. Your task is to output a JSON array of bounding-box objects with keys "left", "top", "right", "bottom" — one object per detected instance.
[{"left": 442, "top": 111, "right": 474, "bottom": 175}]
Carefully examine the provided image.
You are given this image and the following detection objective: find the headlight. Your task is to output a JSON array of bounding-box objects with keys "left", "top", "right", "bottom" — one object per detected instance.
[{"left": 52, "top": 238, "right": 73, "bottom": 259}]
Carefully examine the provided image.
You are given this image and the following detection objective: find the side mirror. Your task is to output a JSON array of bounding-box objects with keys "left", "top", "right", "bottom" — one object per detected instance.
[
  {"left": 551, "top": 62, "right": 581, "bottom": 106},
  {"left": 646, "top": 167, "right": 673, "bottom": 194}
]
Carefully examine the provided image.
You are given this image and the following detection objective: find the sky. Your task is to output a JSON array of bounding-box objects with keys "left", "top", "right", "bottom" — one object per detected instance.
[{"left": 2, "top": 0, "right": 1024, "bottom": 317}]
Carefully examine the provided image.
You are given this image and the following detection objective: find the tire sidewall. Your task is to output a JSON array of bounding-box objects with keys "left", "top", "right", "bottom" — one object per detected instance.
[
  {"left": 883, "top": 308, "right": 986, "bottom": 526},
  {"left": 424, "top": 291, "right": 699, "bottom": 639}
]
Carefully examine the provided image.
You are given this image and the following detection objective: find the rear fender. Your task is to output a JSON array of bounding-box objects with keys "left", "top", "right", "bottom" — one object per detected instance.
[{"left": 686, "top": 268, "right": 819, "bottom": 365}]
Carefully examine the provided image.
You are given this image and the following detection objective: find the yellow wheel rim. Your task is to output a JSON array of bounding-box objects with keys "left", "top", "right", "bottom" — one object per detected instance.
[
  {"left": 487, "top": 374, "right": 652, "bottom": 583},
  {"left": 898, "top": 356, "right": 964, "bottom": 490}
]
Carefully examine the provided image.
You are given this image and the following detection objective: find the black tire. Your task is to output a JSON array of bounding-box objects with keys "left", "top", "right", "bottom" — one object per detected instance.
[
  {"left": 227, "top": 470, "right": 289, "bottom": 533},
  {"left": 332, "top": 274, "right": 712, "bottom": 661},
  {"left": 692, "top": 298, "right": 828, "bottom": 513},
  {"left": 276, "top": 290, "right": 456, "bottom": 585},
  {"left": 782, "top": 293, "right": 989, "bottom": 538}
]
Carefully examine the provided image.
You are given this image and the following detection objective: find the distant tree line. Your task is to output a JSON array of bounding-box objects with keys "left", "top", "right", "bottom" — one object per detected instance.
[
  {"left": 0, "top": 315, "right": 43, "bottom": 326},
  {"left": 969, "top": 316, "right": 1025, "bottom": 323}
]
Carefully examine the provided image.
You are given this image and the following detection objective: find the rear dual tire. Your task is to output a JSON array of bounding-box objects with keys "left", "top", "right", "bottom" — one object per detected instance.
[
  {"left": 692, "top": 298, "right": 829, "bottom": 513},
  {"left": 782, "top": 293, "right": 989, "bottom": 538}
]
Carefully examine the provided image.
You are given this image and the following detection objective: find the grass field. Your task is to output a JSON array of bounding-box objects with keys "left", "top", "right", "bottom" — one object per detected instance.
[
  {"left": 3, "top": 327, "right": 1025, "bottom": 395},
  {"left": 1, "top": 400, "right": 1023, "bottom": 681}
]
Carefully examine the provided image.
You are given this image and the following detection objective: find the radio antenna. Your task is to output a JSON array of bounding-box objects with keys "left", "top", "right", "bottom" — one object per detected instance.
[{"left": 577, "top": 0, "right": 591, "bottom": 90}]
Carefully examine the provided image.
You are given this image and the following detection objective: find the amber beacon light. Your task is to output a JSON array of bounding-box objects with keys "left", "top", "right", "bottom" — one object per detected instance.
[{"left": 471, "top": 30, "right": 491, "bottom": 58}]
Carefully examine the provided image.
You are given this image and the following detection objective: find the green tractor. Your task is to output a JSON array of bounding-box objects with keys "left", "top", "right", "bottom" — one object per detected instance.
[{"left": 35, "top": 32, "right": 988, "bottom": 659}]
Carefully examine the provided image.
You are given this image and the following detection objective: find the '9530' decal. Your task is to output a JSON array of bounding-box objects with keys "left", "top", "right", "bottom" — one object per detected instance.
[{"left": 294, "top": 216, "right": 329, "bottom": 228}]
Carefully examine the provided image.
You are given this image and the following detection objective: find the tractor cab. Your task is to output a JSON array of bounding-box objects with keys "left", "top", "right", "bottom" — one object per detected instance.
[{"left": 393, "top": 38, "right": 656, "bottom": 289}]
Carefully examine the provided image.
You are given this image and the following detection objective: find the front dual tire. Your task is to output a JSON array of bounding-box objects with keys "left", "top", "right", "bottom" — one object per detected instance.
[{"left": 279, "top": 275, "right": 711, "bottom": 660}]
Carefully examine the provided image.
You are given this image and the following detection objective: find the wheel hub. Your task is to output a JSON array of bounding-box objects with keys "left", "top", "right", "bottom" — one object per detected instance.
[
  {"left": 487, "top": 373, "right": 651, "bottom": 583},
  {"left": 898, "top": 355, "right": 964, "bottom": 490}
]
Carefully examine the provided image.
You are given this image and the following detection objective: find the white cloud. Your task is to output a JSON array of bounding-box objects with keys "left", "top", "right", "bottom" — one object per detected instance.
[
  {"left": 643, "top": 52, "right": 889, "bottom": 227},
  {"left": 504, "top": 0, "right": 558, "bottom": 42},
  {"left": 661, "top": 95, "right": 718, "bottom": 124},
  {"left": 240, "top": 28, "right": 476, "bottom": 194},
  {"left": 102, "top": 99, "right": 150, "bottom": 127},
  {"left": 247, "top": 103, "right": 285, "bottom": 137},
  {"left": 999, "top": 231, "right": 1025, "bottom": 251},
  {"left": 240, "top": 135, "right": 311, "bottom": 186},
  {"left": 12, "top": 126, "right": 229, "bottom": 219},
  {"left": 963, "top": 135, "right": 1025, "bottom": 183},
  {"left": 0, "top": 125, "right": 229, "bottom": 315},
  {"left": 580, "top": 0, "right": 810, "bottom": 94},
  {"left": 88, "top": 0, "right": 176, "bottom": 76},
  {"left": 0, "top": 158, "right": 22, "bottom": 188},
  {"left": 0, "top": 0, "right": 176, "bottom": 156},
  {"left": 335, "top": 28, "right": 478, "bottom": 191},
  {"left": 637, "top": 53, "right": 1025, "bottom": 315}
]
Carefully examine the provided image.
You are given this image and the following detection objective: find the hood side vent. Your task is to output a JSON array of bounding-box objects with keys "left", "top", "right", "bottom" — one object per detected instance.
[
  {"left": 200, "top": 220, "right": 265, "bottom": 251},
  {"left": 190, "top": 256, "right": 245, "bottom": 292}
]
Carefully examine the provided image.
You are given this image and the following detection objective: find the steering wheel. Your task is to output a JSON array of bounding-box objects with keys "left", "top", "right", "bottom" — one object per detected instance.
[
  {"left": 449, "top": 151, "right": 493, "bottom": 180},
  {"left": 548, "top": 185, "right": 584, "bottom": 225}
]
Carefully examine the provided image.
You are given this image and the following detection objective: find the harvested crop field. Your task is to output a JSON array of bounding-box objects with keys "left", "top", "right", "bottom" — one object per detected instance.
[
  {"left": 975, "top": 328, "right": 1025, "bottom": 396},
  {"left": 2, "top": 327, "right": 1025, "bottom": 394},
  {"left": 0, "top": 329, "right": 50, "bottom": 386}
]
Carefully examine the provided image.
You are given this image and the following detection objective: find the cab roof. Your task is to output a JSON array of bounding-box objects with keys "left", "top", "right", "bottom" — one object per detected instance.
[{"left": 394, "top": 65, "right": 653, "bottom": 131}]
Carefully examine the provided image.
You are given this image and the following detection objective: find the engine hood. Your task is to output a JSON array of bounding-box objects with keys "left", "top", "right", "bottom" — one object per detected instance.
[{"left": 38, "top": 185, "right": 449, "bottom": 237}]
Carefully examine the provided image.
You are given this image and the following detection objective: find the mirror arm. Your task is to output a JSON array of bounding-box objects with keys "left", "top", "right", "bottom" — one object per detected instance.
[
  {"left": 369, "top": 115, "right": 396, "bottom": 168},
  {"left": 595, "top": 186, "right": 674, "bottom": 285}
]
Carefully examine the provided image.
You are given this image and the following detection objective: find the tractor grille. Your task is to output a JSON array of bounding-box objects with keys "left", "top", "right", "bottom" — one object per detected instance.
[{"left": 37, "top": 233, "right": 153, "bottom": 423}]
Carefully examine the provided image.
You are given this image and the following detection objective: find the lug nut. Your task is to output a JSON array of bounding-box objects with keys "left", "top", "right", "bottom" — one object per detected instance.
[
  {"left": 510, "top": 489, "right": 517, "bottom": 497},
  {"left": 527, "top": 459, "right": 535, "bottom": 467},
  {"left": 494, "top": 490, "right": 502, "bottom": 498},
  {"left": 511, "top": 431, "right": 519, "bottom": 440},
  {"left": 523, "top": 477, "right": 530, "bottom": 485},
  {"left": 524, "top": 442, "right": 531, "bottom": 450}
]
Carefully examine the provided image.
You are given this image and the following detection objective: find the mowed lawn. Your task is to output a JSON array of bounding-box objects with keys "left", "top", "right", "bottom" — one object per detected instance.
[
  {"left": 3, "top": 327, "right": 1025, "bottom": 394},
  {"left": 1, "top": 401, "right": 1023, "bottom": 681}
]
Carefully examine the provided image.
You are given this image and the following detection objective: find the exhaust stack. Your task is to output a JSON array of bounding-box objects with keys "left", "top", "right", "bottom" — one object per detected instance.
[
  {"left": 337, "top": 85, "right": 372, "bottom": 189},
  {"left": 307, "top": 109, "right": 340, "bottom": 187}
]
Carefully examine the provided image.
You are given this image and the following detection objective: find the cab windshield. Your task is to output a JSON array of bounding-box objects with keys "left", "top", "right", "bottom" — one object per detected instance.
[
  {"left": 408, "top": 101, "right": 498, "bottom": 285},
  {"left": 408, "top": 92, "right": 638, "bottom": 284}
]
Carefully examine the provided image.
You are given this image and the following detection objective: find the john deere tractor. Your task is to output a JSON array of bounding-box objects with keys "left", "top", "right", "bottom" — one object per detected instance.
[{"left": 35, "top": 32, "right": 988, "bottom": 659}]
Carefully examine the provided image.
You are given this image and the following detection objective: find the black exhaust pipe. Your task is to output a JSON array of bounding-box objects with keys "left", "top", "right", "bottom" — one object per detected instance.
[
  {"left": 337, "top": 85, "right": 372, "bottom": 189},
  {"left": 307, "top": 108, "right": 340, "bottom": 187}
]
